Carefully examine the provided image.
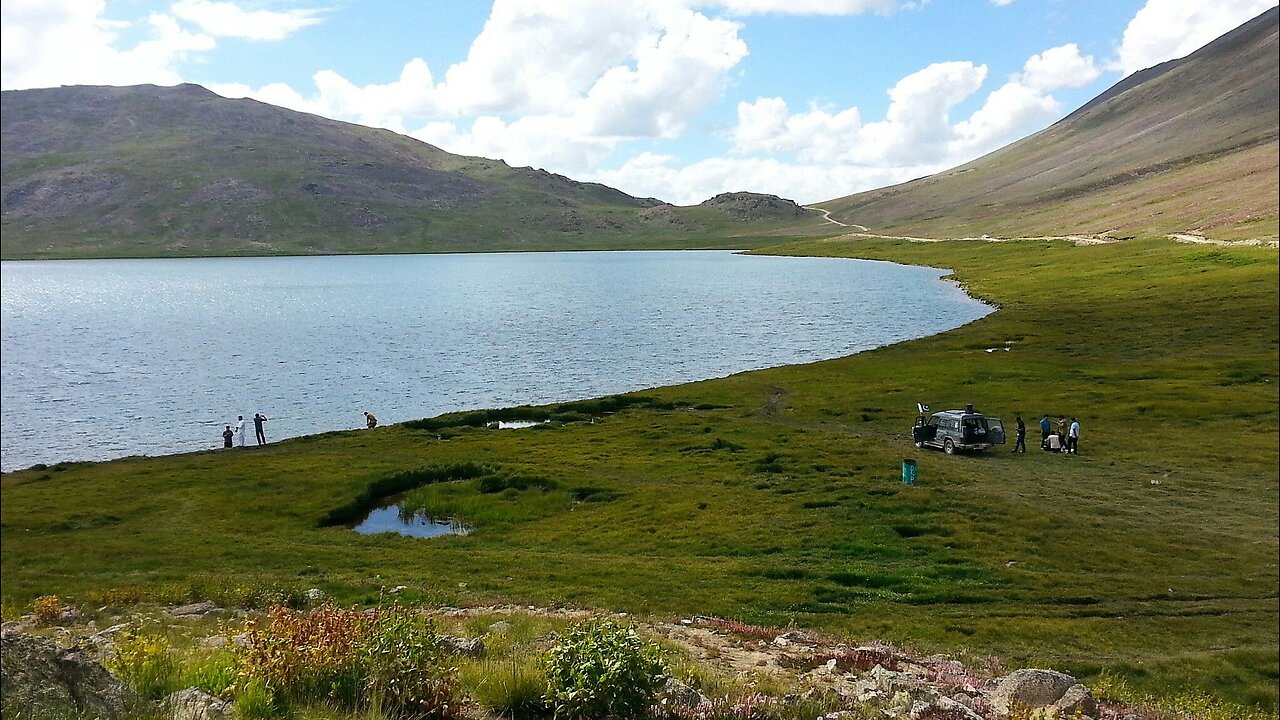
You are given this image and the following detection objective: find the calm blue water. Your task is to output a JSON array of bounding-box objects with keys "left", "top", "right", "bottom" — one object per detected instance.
[{"left": 0, "top": 251, "right": 989, "bottom": 471}]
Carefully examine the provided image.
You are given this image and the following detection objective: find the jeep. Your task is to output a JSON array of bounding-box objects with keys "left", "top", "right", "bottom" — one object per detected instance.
[{"left": 912, "top": 405, "right": 1006, "bottom": 454}]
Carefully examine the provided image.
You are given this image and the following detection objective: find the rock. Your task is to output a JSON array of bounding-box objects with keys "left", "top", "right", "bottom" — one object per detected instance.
[
  {"left": 487, "top": 620, "right": 512, "bottom": 634},
  {"left": 303, "top": 588, "right": 327, "bottom": 602},
  {"left": 198, "top": 635, "right": 229, "bottom": 648},
  {"left": 659, "top": 677, "right": 709, "bottom": 708},
  {"left": 59, "top": 607, "right": 83, "bottom": 622},
  {"left": 1, "top": 620, "right": 31, "bottom": 634},
  {"left": 168, "top": 602, "right": 218, "bottom": 617},
  {"left": 435, "top": 635, "right": 485, "bottom": 657},
  {"left": 852, "top": 665, "right": 911, "bottom": 695},
  {"left": 908, "top": 695, "right": 985, "bottom": 720},
  {"left": 164, "top": 687, "right": 234, "bottom": 720},
  {"left": 774, "top": 630, "right": 817, "bottom": 645},
  {"left": 1053, "top": 683, "right": 1098, "bottom": 718},
  {"left": 989, "top": 668, "right": 1081, "bottom": 718},
  {"left": 0, "top": 629, "right": 136, "bottom": 718}
]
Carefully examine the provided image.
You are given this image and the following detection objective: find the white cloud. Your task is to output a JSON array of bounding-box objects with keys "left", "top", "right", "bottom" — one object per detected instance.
[
  {"left": 1020, "top": 43, "right": 1100, "bottom": 91},
  {"left": 586, "top": 152, "right": 933, "bottom": 206},
  {"left": 1116, "top": 0, "right": 1277, "bottom": 76},
  {"left": 0, "top": 0, "right": 323, "bottom": 91},
  {"left": 216, "top": 0, "right": 749, "bottom": 178},
  {"left": 698, "top": 0, "right": 898, "bottom": 14},
  {"left": 169, "top": 0, "right": 323, "bottom": 41}
]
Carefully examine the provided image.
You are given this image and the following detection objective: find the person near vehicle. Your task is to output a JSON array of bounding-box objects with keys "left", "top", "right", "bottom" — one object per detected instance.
[
  {"left": 1044, "top": 433, "right": 1063, "bottom": 452},
  {"left": 1013, "top": 415, "right": 1026, "bottom": 453},
  {"left": 1039, "top": 415, "right": 1052, "bottom": 443},
  {"left": 253, "top": 413, "right": 268, "bottom": 445},
  {"left": 364, "top": 411, "right": 377, "bottom": 429},
  {"left": 1057, "top": 416, "right": 1068, "bottom": 446},
  {"left": 234, "top": 415, "right": 246, "bottom": 447},
  {"left": 1068, "top": 417, "right": 1080, "bottom": 454},
  {"left": 222, "top": 425, "right": 234, "bottom": 448}
]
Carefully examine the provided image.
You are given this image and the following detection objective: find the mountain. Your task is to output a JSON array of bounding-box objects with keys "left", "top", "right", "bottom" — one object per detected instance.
[
  {"left": 817, "top": 7, "right": 1279, "bottom": 243},
  {"left": 0, "top": 85, "right": 823, "bottom": 259}
]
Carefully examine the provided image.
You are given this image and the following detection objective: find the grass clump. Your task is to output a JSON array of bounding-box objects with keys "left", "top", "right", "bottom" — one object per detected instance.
[{"left": 543, "top": 617, "right": 666, "bottom": 719}]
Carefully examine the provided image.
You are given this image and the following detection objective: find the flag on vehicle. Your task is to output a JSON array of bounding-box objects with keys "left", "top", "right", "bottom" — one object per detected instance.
[{"left": 917, "top": 403, "right": 930, "bottom": 413}]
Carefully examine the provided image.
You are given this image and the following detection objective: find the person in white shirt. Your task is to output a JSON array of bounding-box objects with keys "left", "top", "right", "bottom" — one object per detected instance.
[
  {"left": 234, "top": 415, "right": 246, "bottom": 447},
  {"left": 1068, "top": 418, "right": 1080, "bottom": 454}
]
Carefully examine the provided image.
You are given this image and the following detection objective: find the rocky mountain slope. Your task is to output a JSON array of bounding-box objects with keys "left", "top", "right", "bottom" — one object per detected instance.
[
  {"left": 817, "top": 7, "right": 1279, "bottom": 242},
  {"left": 0, "top": 85, "right": 821, "bottom": 259}
]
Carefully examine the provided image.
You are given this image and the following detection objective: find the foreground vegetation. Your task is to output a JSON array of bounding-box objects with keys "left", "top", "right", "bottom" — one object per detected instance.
[{"left": 3, "top": 236, "right": 1277, "bottom": 714}]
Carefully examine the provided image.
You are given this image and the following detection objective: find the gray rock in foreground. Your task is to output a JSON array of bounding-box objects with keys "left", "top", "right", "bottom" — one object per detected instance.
[{"left": 1, "top": 628, "right": 136, "bottom": 718}]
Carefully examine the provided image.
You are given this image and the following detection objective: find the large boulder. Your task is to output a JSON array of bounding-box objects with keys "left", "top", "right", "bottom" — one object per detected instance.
[
  {"left": 989, "top": 668, "right": 1086, "bottom": 718},
  {"left": 1, "top": 628, "right": 136, "bottom": 718}
]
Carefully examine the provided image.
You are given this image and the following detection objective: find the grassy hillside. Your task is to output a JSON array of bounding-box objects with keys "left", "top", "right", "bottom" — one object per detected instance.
[
  {"left": 3, "top": 235, "right": 1276, "bottom": 709},
  {"left": 0, "top": 84, "right": 827, "bottom": 259},
  {"left": 817, "top": 7, "right": 1279, "bottom": 243}
]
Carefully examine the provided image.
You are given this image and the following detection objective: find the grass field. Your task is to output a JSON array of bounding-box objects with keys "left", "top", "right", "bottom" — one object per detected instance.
[{"left": 2, "top": 236, "right": 1276, "bottom": 710}]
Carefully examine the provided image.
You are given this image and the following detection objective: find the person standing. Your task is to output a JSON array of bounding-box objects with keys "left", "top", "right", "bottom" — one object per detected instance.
[
  {"left": 364, "top": 411, "right": 378, "bottom": 429},
  {"left": 235, "top": 415, "right": 246, "bottom": 447},
  {"left": 1039, "top": 415, "right": 1052, "bottom": 445},
  {"left": 222, "top": 425, "right": 234, "bottom": 448},
  {"left": 254, "top": 413, "right": 268, "bottom": 445},
  {"left": 1013, "top": 415, "right": 1027, "bottom": 453},
  {"left": 1068, "top": 417, "right": 1080, "bottom": 454},
  {"left": 1057, "top": 416, "right": 1069, "bottom": 445}
]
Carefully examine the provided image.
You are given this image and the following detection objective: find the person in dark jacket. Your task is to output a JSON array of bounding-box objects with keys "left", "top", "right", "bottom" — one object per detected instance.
[
  {"left": 1013, "top": 416, "right": 1027, "bottom": 453},
  {"left": 222, "top": 425, "right": 234, "bottom": 448},
  {"left": 253, "top": 413, "right": 268, "bottom": 445}
]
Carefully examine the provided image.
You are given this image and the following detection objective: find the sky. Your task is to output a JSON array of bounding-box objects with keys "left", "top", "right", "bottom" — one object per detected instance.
[{"left": 2, "top": 0, "right": 1276, "bottom": 206}]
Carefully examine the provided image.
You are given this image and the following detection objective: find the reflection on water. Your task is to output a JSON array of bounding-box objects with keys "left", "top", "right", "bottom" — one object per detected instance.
[{"left": 353, "top": 503, "right": 470, "bottom": 538}]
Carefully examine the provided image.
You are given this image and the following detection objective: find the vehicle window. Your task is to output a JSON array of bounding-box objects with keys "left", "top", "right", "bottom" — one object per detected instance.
[{"left": 928, "top": 416, "right": 941, "bottom": 427}]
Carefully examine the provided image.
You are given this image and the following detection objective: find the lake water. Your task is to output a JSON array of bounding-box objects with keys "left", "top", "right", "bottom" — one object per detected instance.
[{"left": 0, "top": 251, "right": 990, "bottom": 471}]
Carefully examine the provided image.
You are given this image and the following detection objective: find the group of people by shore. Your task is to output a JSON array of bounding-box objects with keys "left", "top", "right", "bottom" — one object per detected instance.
[
  {"left": 222, "top": 411, "right": 378, "bottom": 449},
  {"left": 222, "top": 413, "right": 268, "bottom": 448},
  {"left": 1010, "top": 414, "right": 1080, "bottom": 454}
]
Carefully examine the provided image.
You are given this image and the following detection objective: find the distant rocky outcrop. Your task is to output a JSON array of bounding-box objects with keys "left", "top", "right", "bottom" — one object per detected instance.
[
  {"left": 700, "top": 191, "right": 813, "bottom": 221},
  {"left": 0, "top": 628, "right": 136, "bottom": 718}
]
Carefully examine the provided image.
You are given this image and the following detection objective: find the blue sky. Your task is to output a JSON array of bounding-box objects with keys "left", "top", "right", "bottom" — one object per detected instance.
[{"left": 2, "top": 0, "right": 1275, "bottom": 205}]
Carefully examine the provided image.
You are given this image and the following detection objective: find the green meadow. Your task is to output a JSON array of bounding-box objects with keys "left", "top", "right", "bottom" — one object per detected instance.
[{"left": 2, "top": 236, "right": 1277, "bottom": 709}]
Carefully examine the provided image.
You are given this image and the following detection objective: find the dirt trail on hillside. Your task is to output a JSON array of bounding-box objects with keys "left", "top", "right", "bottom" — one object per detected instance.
[{"left": 818, "top": 227, "right": 1277, "bottom": 248}]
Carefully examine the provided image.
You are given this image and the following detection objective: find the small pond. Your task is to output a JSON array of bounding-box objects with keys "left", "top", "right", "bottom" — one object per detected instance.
[{"left": 353, "top": 503, "right": 471, "bottom": 538}]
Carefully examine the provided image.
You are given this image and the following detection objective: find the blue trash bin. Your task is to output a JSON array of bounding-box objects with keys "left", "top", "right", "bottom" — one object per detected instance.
[{"left": 902, "top": 458, "right": 917, "bottom": 485}]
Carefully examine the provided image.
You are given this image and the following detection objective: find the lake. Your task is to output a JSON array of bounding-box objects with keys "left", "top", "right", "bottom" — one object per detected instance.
[{"left": 0, "top": 251, "right": 990, "bottom": 471}]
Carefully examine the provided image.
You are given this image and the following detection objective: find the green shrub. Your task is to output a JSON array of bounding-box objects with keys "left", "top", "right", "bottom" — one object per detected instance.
[
  {"left": 109, "top": 629, "right": 180, "bottom": 700},
  {"left": 543, "top": 618, "right": 666, "bottom": 720},
  {"left": 363, "top": 605, "right": 461, "bottom": 719}
]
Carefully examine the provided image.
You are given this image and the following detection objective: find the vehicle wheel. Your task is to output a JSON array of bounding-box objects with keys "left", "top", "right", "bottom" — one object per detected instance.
[{"left": 943, "top": 438, "right": 956, "bottom": 455}]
